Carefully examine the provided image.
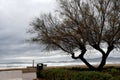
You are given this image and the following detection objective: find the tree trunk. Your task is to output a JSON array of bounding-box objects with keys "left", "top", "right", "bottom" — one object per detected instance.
[
  {"left": 98, "top": 45, "right": 114, "bottom": 70},
  {"left": 97, "top": 55, "right": 107, "bottom": 70},
  {"left": 72, "top": 45, "right": 114, "bottom": 71},
  {"left": 81, "top": 49, "right": 96, "bottom": 70},
  {"left": 72, "top": 48, "right": 96, "bottom": 70},
  {"left": 80, "top": 57, "right": 96, "bottom": 70}
]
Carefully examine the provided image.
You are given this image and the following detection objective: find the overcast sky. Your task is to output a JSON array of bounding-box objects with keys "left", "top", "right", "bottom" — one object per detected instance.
[
  {"left": 0, "top": 0, "right": 120, "bottom": 61},
  {"left": 0, "top": 0, "right": 57, "bottom": 58}
]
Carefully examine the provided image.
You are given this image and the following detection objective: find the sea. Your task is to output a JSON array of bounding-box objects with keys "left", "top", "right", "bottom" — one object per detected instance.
[{"left": 0, "top": 49, "right": 120, "bottom": 69}]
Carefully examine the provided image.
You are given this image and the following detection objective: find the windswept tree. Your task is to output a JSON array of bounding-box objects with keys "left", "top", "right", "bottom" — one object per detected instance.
[{"left": 29, "top": 0, "right": 120, "bottom": 70}]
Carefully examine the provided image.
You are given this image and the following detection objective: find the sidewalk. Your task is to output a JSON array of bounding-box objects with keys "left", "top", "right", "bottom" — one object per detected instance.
[{"left": 23, "top": 72, "right": 36, "bottom": 80}]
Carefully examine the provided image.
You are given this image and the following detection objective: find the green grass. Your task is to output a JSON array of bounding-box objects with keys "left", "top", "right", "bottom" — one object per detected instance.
[{"left": 37, "top": 67, "right": 120, "bottom": 80}]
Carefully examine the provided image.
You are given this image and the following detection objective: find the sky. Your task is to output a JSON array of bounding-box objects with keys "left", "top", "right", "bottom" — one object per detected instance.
[
  {"left": 0, "top": 0, "right": 120, "bottom": 61},
  {"left": 0, "top": 0, "right": 57, "bottom": 59}
]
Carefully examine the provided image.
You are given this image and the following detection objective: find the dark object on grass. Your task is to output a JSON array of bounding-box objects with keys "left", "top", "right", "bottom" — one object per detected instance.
[
  {"left": 37, "top": 63, "right": 47, "bottom": 78},
  {"left": 37, "top": 63, "right": 44, "bottom": 70}
]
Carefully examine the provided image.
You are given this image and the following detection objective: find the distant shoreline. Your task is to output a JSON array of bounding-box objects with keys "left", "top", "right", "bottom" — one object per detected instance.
[
  {"left": 0, "top": 63, "right": 120, "bottom": 72},
  {"left": 47, "top": 63, "right": 120, "bottom": 69},
  {"left": 0, "top": 67, "right": 36, "bottom": 73}
]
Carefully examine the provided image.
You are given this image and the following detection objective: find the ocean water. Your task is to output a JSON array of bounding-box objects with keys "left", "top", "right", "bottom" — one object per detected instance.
[{"left": 0, "top": 49, "right": 120, "bottom": 69}]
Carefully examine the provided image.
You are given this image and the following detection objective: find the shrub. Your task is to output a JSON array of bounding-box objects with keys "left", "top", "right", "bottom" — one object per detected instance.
[
  {"left": 37, "top": 68, "right": 74, "bottom": 80},
  {"left": 72, "top": 71, "right": 112, "bottom": 80},
  {"left": 109, "top": 76, "right": 120, "bottom": 80},
  {"left": 37, "top": 68, "right": 114, "bottom": 80}
]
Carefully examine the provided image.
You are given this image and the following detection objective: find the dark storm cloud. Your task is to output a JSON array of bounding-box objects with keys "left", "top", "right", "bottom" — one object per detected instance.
[{"left": 0, "top": 0, "right": 56, "bottom": 58}]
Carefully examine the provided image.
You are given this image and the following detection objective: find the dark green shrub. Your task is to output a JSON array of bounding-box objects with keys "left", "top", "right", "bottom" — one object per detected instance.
[
  {"left": 104, "top": 67, "right": 120, "bottom": 77},
  {"left": 72, "top": 71, "right": 112, "bottom": 80},
  {"left": 104, "top": 67, "right": 119, "bottom": 72},
  {"left": 37, "top": 68, "right": 74, "bottom": 80},
  {"left": 109, "top": 76, "right": 120, "bottom": 80},
  {"left": 110, "top": 68, "right": 119, "bottom": 73},
  {"left": 37, "top": 68, "right": 115, "bottom": 80}
]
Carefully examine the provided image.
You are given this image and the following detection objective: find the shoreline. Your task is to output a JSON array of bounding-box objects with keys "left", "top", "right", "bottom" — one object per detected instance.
[
  {"left": 0, "top": 67, "right": 36, "bottom": 73},
  {"left": 0, "top": 63, "right": 120, "bottom": 72},
  {"left": 47, "top": 64, "right": 120, "bottom": 69}
]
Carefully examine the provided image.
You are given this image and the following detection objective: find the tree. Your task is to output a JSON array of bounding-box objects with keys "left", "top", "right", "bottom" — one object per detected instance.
[{"left": 29, "top": 0, "right": 120, "bottom": 70}]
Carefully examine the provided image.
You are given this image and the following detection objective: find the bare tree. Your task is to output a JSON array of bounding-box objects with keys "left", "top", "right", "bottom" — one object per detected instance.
[{"left": 29, "top": 0, "right": 120, "bottom": 70}]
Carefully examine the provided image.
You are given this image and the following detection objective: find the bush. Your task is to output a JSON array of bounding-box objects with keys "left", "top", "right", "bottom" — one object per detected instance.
[
  {"left": 37, "top": 68, "right": 115, "bottom": 80},
  {"left": 110, "top": 68, "right": 119, "bottom": 73},
  {"left": 72, "top": 71, "right": 112, "bottom": 80},
  {"left": 111, "top": 76, "right": 120, "bottom": 80},
  {"left": 37, "top": 68, "right": 74, "bottom": 80}
]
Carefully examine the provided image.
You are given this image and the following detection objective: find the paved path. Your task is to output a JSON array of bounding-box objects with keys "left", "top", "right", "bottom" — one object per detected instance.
[
  {"left": 0, "top": 70, "right": 22, "bottom": 80},
  {"left": 0, "top": 70, "right": 36, "bottom": 80},
  {"left": 23, "top": 72, "right": 36, "bottom": 80}
]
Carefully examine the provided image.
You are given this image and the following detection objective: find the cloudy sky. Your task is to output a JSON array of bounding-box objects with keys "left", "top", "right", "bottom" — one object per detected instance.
[
  {"left": 0, "top": 0, "right": 57, "bottom": 58},
  {"left": 0, "top": 0, "right": 120, "bottom": 61}
]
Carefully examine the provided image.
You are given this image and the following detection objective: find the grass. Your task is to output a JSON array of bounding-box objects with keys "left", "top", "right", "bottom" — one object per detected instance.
[{"left": 37, "top": 67, "right": 120, "bottom": 80}]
